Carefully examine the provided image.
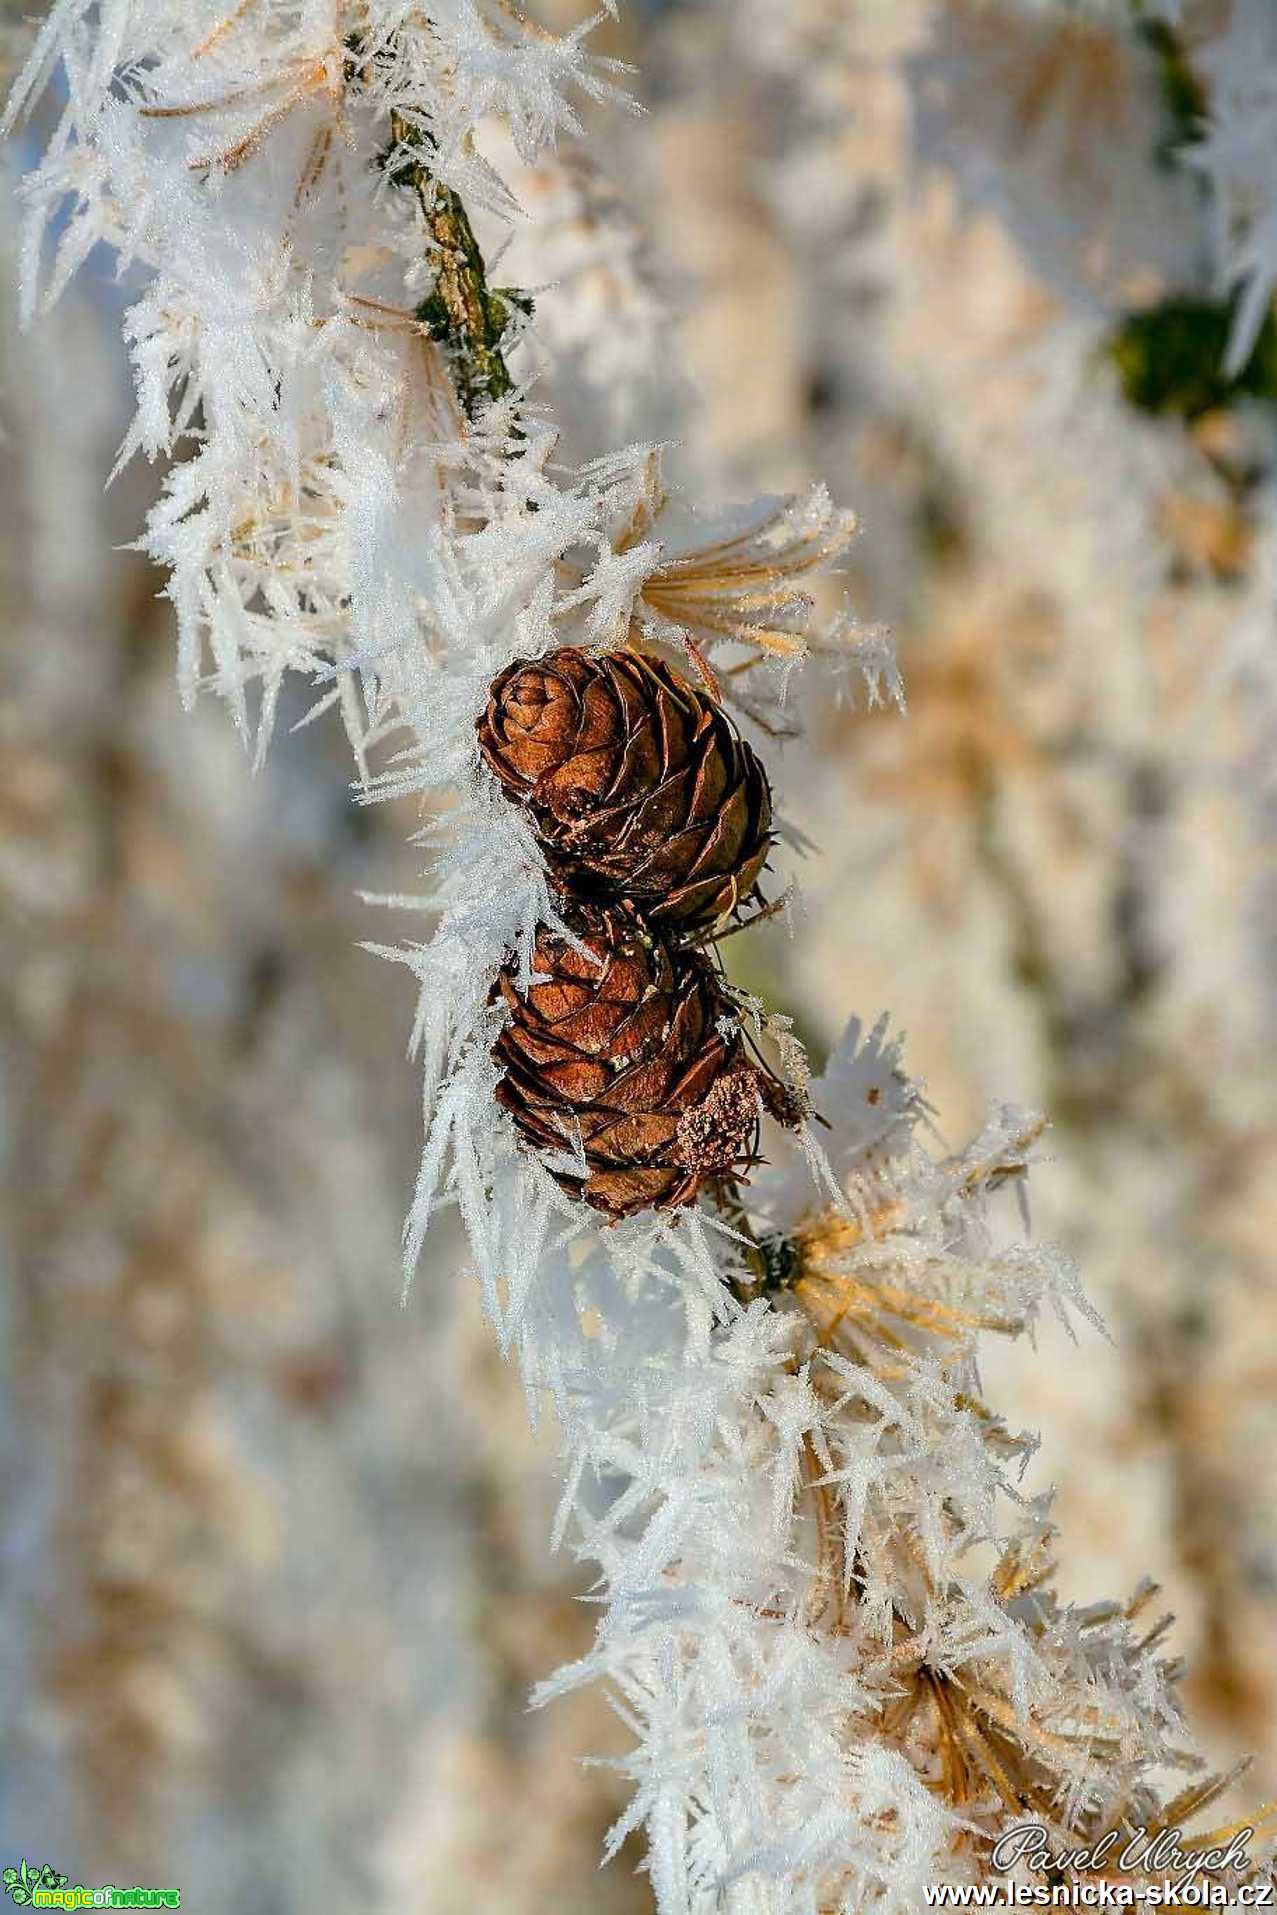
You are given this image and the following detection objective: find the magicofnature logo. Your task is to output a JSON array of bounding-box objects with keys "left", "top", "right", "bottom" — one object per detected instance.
[{"left": 2, "top": 1863, "right": 179, "bottom": 1909}]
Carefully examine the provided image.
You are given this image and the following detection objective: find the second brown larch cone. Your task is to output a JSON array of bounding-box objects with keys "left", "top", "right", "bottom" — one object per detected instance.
[
  {"left": 477, "top": 646, "right": 773, "bottom": 934},
  {"left": 492, "top": 904, "right": 770, "bottom": 1221}
]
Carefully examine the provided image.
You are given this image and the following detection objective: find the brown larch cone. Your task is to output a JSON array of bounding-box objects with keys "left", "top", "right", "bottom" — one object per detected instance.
[
  {"left": 477, "top": 647, "right": 773, "bottom": 933},
  {"left": 492, "top": 905, "right": 767, "bottom": 1221}
]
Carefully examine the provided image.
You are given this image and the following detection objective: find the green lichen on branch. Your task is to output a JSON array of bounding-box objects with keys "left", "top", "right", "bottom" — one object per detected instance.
[{"left": 387, "top": 110, "right": 533, "bottom": 422}]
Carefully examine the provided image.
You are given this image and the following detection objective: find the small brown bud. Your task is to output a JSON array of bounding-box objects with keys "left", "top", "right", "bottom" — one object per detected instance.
[{"left": 673, "top": 1064, "right": 766, "bottom": 1175}]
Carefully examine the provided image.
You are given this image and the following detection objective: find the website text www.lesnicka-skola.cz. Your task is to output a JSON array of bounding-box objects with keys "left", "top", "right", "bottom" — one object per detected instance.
[{"left": 922, "top": 1882, "right": 1275, "bottom": 1907}]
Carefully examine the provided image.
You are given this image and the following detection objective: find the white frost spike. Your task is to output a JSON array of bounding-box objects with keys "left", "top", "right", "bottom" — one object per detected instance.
[{"left": 1188, "top": 0, "right": 1277, "bottom": 375}]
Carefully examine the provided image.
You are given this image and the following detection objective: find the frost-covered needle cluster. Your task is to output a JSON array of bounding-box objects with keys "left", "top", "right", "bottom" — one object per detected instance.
[{"left": 4, "top": 2, "right": 1271, "bottom": 1908}]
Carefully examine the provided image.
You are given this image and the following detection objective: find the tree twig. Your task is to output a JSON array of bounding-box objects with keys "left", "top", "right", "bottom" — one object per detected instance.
[{"left": 387, "top": 110, "right": 532, "bottom": 424}]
